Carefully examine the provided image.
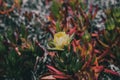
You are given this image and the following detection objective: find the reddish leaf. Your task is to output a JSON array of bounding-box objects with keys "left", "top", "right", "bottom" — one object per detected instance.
[
  {"left": 68, "top": 27, "right": 77, "bottom": 35},
  {"left": 0, "top": 0, "right": 3, "bottom": 6},
  {"left": 104, "top": 69, "right": 120, "bottom": 77},
  {"left": 68, "top": 6, "right": 74, "bottom": 16},
  {"left": 92, "top": 66, "right": 104, "bottom": 73},
  {"left": 0, "top": 3, "right": 15, "bottom": 15},
  {"left": 53, "top": 75, "right": 69, "bottom": 79},
  {"left": 72, "top": 39, "right": 81, "bottom": 52},
  {"left": 71, "top": 40, "right": 76, "bottom": 52},
  {"left": 48, "top": 52, "right": 56, "bottom": 57},
  {"left": 46, "top": 65, "right": 64, "bottom": 75},
  {"left": 98, "top": 48, "right": 109, "bottom": 60},
  {"left": 92, "top": 33, "right": 98, "bottom": 37},
  {"left": 15, "top": 47, "right": 21, "bottom": 55},
  {"left": 41, "top": 75, "right": 56, "bottom": 80},
  {"left": 94, "top": 49, "right": 101, "bottom": 54},
  {"left": 89, "top": 4, "right": 93, "bottom": 14}
]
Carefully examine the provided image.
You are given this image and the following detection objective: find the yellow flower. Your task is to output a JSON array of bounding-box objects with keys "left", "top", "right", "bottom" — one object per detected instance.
[{"left": 53, "top": 32, "right": 70, "bottom": 49}]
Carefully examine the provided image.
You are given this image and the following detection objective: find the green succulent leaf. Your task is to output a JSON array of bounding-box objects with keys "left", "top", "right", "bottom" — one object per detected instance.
[{"left": 51, "top": 0, "right": 61, "bottom": 19}]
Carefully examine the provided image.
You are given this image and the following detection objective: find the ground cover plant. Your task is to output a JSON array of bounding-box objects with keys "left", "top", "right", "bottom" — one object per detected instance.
[{"left": 0, "top": 0, "right": 120, "bottom": 80}]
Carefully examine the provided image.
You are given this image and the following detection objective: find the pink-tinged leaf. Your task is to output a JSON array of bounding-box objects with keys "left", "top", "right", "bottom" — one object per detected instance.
[
  {"left": 72, "top": 40, "right": 76, "bottom": 52},
  {"left": 68, "top": 6, "right": 74, "bottom": 16},
  {"left": 49, "top": 69, "right": 55, "bottom": 74},
  {"left": 76, "top": 31, "right": 84, "bottom": 38},
  {"left": 92, "top": 40, "right": 97, "bottom": 47},
  {"left": 35, "top": 40, "right": 47, "bottom": 53},
  {"left": 73, "top": 39, "right": 80, "bottom": 46},
  {"left": 51, "top": 20, "right": 56, "bottom": 25},
  {"left": 89, "top": 4, "right": 93, "bottom": 14},
  {"left": 92, "top": 66, "right": 104, "bottom": 73},
  {"left": 71, "top": 39, "right": 81, "bottom": 52},
  {"left": 92, "top": 33, "right": 98, "bottom": 37},
  {"left": 68, "top": 27, "right": 77, "bottom": 35},
  {"left": 41, "top": 75, "right": 56, "bottom": 80},
  {"left": 104, "top": 69, "right": 120, "bottom": 77},
  {"left": 110, "top": 53, "right": 116, "bottom": 59},
  {"left": 0, "top": 0, "right": 3, "bottom": 6},
  {"left": 48, "top": 26, "right": 56, "bottom": 36},
  {"left": 98, "top": 48, "right": 109, "bottom": 60},
  {"left": 48, "top": 52, "right": 55, "bottom": 57},
  {"left": 15, "top": 47, "right": 21, "bottom": 56},
  {"left": 46, "top": 65, "right": 64, "bottom": 75},
  {"left": 94, "top": 49, "right": 101, "bottom": 54},
  {"left": 53, "top": 75, "right": 69, "bottom": 79}
]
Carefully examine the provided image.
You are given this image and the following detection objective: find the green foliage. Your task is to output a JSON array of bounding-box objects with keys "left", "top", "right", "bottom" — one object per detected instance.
[
  {"left": 0, "top": 35, "right": 5, "bottom": 52},
  {"left": 56, "top": 21, "right": 61, "bottom": 32},
  {"left": 0, "top": 25, "right": 48, "bottom": 80},
  {"left": 82, "top": 30, "right": 91, "bottom": 42},
  {"left": 105, "top": 18, "right": 115, "bottom": 30},
  {"left": 51, "top": 0, "right": 61, "bottom": 19},
  {"left": 53, "top": 46, "right": 83, "bottom": 75},
  {"left": 112, "top": 7, "right": 120, "bottom": 25}
]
